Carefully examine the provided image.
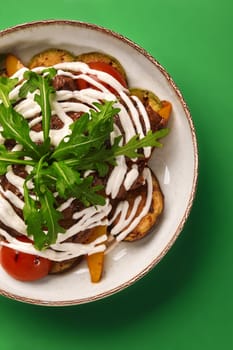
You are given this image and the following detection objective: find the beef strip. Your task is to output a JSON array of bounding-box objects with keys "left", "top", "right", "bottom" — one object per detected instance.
[{"left": 52, "top": 75, "right": 77, "bottom": 91}]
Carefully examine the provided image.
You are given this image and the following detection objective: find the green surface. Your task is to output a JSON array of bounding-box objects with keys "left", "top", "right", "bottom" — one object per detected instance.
[{"left": 0, "top": 0, "right": 232, "bottom": 349}]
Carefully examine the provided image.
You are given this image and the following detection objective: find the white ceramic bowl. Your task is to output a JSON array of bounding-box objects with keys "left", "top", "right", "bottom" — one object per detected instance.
[{"left": 0, "top": 20, "right": 198, "bottom": 306}]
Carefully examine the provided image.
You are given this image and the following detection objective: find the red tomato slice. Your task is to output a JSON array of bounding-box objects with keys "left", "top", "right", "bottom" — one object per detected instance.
[
  {"left": 77, "top": 61, "right": 127, "bottom": 92},
  {"left": 0, "top": 236, "right": 52, "bottom": 282}
]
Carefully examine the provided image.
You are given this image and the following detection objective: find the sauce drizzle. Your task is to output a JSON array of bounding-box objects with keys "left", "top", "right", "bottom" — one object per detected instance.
[{"left": 0, "top": 61, "right": 155, "bottom": 260}]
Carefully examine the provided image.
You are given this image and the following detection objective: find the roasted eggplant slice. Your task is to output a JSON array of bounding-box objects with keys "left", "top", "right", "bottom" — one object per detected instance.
[
  {"left": 109, "top": 171, "right": 164, "bottom": 242},
  {"left": 123, "top": 172, "right": 164, "bottom": 242},
  {"left": 49, "top": 256, "right": 83, "bottom": 274}
]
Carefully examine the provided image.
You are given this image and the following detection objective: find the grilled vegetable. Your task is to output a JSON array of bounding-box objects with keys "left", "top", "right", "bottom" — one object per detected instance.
[
  {"left": 49, "top": 257, "right": 82, "bottom": 274},
  {"left": 0, "top": 236, "right": 52, "bottom": 281},
  {"left": 5, "top": 54, "right": 24, "bottom": 76},
  {"left": 130, "top": 88, "right": 172, "bottom": 127},
  {"left": 158, "top": 100, "right": 172, "bottom": 122},
  {"left": 130, "top": 88, "right": 162, "bottom": 112},
  {"left": 50, "top": 226, "right": 107, "bottom": 278},
  {"left": 0, "top": 53, "right": 24, "bottom": 77},
  {"left": 75, "top": 51, "right": 127, "bottom": 84},
  {"left": 85, "top": 226, "right": 107, "bottom": 283},
  {"left": 28, "top": 48, "right": 75, "bottom": 68},
  {"left": 123, "top": 173, "right": 164, "bottom": 242}
]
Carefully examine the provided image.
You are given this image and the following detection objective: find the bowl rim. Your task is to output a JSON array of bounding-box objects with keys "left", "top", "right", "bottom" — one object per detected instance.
[{"left": 0, "top": 19, "right": 198, "bottom": 306}]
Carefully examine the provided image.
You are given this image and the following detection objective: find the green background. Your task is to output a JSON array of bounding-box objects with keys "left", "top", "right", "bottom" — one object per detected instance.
[{"left": 0, "top": 0, "right": 232, "bottom": 349}]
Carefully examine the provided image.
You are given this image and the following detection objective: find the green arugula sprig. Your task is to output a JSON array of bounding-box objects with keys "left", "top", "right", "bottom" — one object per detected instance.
[
  {"left": 19, "top": 68, "right": 57, "bottom": 153},
  {"left": 0, "top": 71, "right": 169, "bottom": 250},
  {"left": 0, "top": 75, "right": 42, "bottom": 159},
  {"left": 0, "top": 144, "right": 35, "bottom": 175}
]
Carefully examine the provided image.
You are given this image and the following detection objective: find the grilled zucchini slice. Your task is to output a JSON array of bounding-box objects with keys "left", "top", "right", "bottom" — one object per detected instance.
[
  {"left": 130, "top": 88, "right": 172, "bottom": 127},
  {"left": 130, "top": 88, "right": 162, "bottom": 112},
  {"left": 76, "top": 51, "right": 127, "bottom": 83},
  {"left": 28, "top": 48, "right": 75, "bottom": 69}
]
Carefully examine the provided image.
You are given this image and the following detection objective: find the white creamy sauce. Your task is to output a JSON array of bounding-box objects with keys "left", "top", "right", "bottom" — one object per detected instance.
[
  {"left": 123, "top": 165, "right": 139, "bottom": 191},
  {"left": 0, "top": 133, "right": 5, "bottom": 144},
  {"left": 116, "top": 167, "right": 153, "bottom": 242},
  {"left": 0, "top": 196, "right": 27, "bottom": 234},
  {"left": 2, "top": 190, "right": 24, "bottom": 209},
  {"left": 0, "top": 229, "right": 107, "bottom": 261},
  {"left": 15, "top": 94, "right": 41, "bottom": 118},
  {"left": 106, "top": 155, "right": 127, "bottom": 199},
  {"left": 5, "top": 167, "right": 25, "bottom": 194},
  {"left": 0, "top": 61, "right": 155, "bottom": 261},
  {"left": 57, "top": 197, "right": 75, "bottom": 212}
]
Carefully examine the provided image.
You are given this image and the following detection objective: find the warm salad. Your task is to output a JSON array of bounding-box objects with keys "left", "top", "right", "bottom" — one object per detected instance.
[{"left": 0, "top": 49, "right": 172, "bottom": 282}]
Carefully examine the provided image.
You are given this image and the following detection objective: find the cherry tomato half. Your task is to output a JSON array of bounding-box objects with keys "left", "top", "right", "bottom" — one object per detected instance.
[
  {"left": 77, "top": 61, "right": 127, "bottom": 92},
  {"left": 0, "top": 237, "right": 52, "bottom": 282}
]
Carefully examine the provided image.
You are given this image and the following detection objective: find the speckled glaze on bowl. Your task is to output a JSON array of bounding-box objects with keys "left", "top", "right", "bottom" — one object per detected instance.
[{"left": 0, "top": 20, "right": 198, "bottom": 306}]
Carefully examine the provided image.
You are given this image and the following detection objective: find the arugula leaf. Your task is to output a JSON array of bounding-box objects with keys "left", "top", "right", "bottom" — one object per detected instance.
[
  {"left": 23, "top": 174, "right": 65, "bottom": 250},
  {"left": 19, "top": 68, "right": 56, "bottom": 148},
  {"left": 0, "top": 104, "right": 41, "bottom": 159},
  {"left": 23, "top": 180, "right": 48, "bottom": 250},
  {"left": 53, "top": 161, "right": 105, "bottom": 206},
  {"left": 63, "top": 129, "right": 170, "bottom": 176},
  {"left": 114, "top": 128, "right": 169, "bottom": 158},
  {"left": 86, "top": 101, "right": 117, "bottom": 136},
  {"left": 49, "top": 161, "right": 82, "bottom": 198},
  {"left": 23, "top": 159, "right": 105, "bottom": 249},
  {"left": 0, "top": 76, "right": 18, "bottom": 108},
  {"left": 0, "top": 76, "right": 41, "bottom": 159},
  {"left": 51, "top": 113, "right": 91, "bottom": 160},
  {"left": 30, "top": 154, "right": 49, "bottom": 193},
  {"left": 39, "top": 189, "right": 65, "bottom": 247},
  {"left": 70, "top": 175, "right": 105, "bottom": 207},
  {"left": 64, "top": 138, "right": 120, "bottom": 176},
  {"left": 0, "top": 144, "right": 35, "bottom": 175},
  {"left": 52, "top": 101, "right": 119, "bottom": 160}
]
